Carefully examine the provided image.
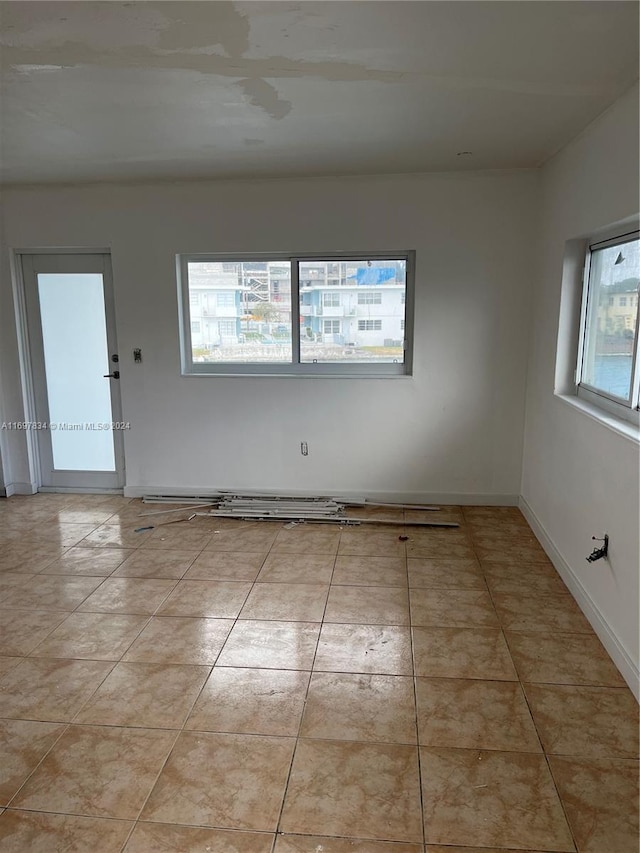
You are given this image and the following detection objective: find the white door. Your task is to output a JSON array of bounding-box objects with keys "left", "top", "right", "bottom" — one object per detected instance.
[{"left": 21, "top": 253, "right": 125, "bottom": 490}]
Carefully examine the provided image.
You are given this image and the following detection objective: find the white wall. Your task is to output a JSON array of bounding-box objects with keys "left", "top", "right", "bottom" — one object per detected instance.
[
  {"left": 0, "top": 171, "right": 537, "bottom": 501},
  {"left": 521, "top": 83, "right": 640, "bottom": 695}
]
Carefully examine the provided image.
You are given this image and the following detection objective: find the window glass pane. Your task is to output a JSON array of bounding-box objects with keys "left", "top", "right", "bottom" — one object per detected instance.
[
  {"left": 581, "top": 237, "right": 639, "bottom": 401},
  {"left": 188, "top": 261, "right": 292, "bottom": 364},
  {"left": 299, "top": 259, "right": 407, "bottom": 364}
]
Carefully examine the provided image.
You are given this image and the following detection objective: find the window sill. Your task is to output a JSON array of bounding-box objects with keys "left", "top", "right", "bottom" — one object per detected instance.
[
  {"left": 555, "top": 393, "right": 640, "bottom": 444},
  {"left": 182, "top": 370, "right": 414, "bottom": 379}
]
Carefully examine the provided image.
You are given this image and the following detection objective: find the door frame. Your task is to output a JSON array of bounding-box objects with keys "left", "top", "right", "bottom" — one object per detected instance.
[{"left": 12, "top": 248, "right": 126, "bottom": 493}]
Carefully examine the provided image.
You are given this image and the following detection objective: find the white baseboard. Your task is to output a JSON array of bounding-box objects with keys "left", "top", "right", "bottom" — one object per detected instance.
[
  {"left": 4, "top": 482, "right": 38, "bottom": 497},
  {"left": 123, "top": 485, "right": 520, "bottom": 506},
  {"left": 519, "top": 496, "right": 639, "bottom": 701}
]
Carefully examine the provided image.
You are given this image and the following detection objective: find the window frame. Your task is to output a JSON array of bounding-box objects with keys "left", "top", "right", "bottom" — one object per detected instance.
[
  {"left": 178, "top": 251, "right": 415, "bottom": 377},
  {"left": 575, "top": 230, "right": 640, "bottom": 425}
]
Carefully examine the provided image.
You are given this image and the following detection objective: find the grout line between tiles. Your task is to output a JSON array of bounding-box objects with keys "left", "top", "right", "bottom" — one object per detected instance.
[
  {"left": 404, "top": 514, "right": 427, "bottom": 848},
  {"left": 271, "top": 530, "right": 339, "bottom": 841}
]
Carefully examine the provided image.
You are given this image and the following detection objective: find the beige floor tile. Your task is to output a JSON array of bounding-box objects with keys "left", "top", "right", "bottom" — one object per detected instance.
[
  {"left": 275, "top": 839, "right": 422, "bottom": 853},
  {"left": 186, "top": 550, "right": 266, "bottom": 581},
  {"left": 406, "top": 541, "right": 475, "bottom": 560},
  {"left": 476, "top": 543, "right": 551, "bottom": 563},
  {"left": 257, "top": 553, "right": 335, "bottom": 584},
  {"left": 315, "top": 624, "right": 413, "bottom": 675},
  {"left": 0, "top": 545, "right": 66, "bottom": 574},
  {"left": 524, "top": 683, "right": 639, "bottom": 759},
  {"left": 325, "top": 585, "right": 410, "bottom": 625},
  {"left": 0, "top": 574, "right": 33, "bottom": 595},
  {"left": 300, "top": 671, "right": 416, "bottom": 744},
  {"left": 0, "top": 658, "right": 113, "bottom": 721},
  {"left": 186, "top": 666, "right": 309, "bottom": 736},
  {"left": 204, "top": 527, "right": 280, "bottom": 552},
  {"left": 103, "top": 503, "right": 185, "bottom": 525},
  {"left": 483, "top": 561, "right": 569, "bottom": 596},
  {"left": 271, "top": 527, "right": 340, "bottom": 555},
  {"left": 465, "top": 503, "right": 529, "bottom": 518},
  {"left": 425, "top": 847, "right": 548, "bottom": 853},
  {"left": 331, "top": 555, "right": 407, "bottom": 586},
  {"left": 410, "top": 588, "right": 499, "bottom": 628},
  {"left": 412, "top": 627, "right": 517, "bottom": 680},
  {"left": 139, "top": 526, "right": 212, "bottom": 551},
  {"left": 407, "top": 527, "right": 471, "bottom": 545},
  {"left": 478, "top": 553, "right": 555, "bottom": 571},
  {"left": 0, "top": 721, "right": 66, "bottom": 805},
  {"left": 421, "top": 747, "right": 574, "bottom": 850},
  {"left": 0, "top": 529, "right": 34, "bottom": 545},
  {"left": 217, "top": 620, "right": 320, "bottom": 670},
  {"left": 484, "top": 572, "right": 570, "bottom": 597},
  {"left": 141, "top": 731, "right": 295, "bottom": 830},
  {"left": 338, "top": 529, "right": 406, "bottom": 557},
  {"left": 0, "top": 572, "right": 33, "bottom": 596},
  {"left": 549, "top": 756, "right": 639, "bottom": 853},
  {"left": 41, "top": 547, "right": 132, "bottom": 575},
  {"left": 31, "top": 612, "right": 149, "bottom": 660},
  {"left": 416, "top": 677, "right": 541, "bottom": 752},
  {"left": 124, "top": 823, "right": 274, "bottom": 853},
  {"left": 240, "top": 582, "right": 329, "bottom": 621},
  {"left": 157, "top": 579, "right": 251, "bottom": 618},
  {"left": 505, "top": 630, "right": 627, "bottom": 686},
  {"left": 11, "top": 725, "right": 176, "bottom": 819},
  {"left": 280, "top": 739, "right": 422, "bottom": 842},
  {"left": 407, "top": 557, "right": 485, "bottom": 589},
  {"left": 1, "top": 575, "right": 105, "bottom": 611},
  {"left": 122, "top": 616, "right": 233, "bottom": 664},
  {"left": 74, "top": 661, "right": 210, "bottom": 728},
  {"left": 472, "top": 532, "right": 541, "bottom": 549},
  {"left": 80, "top": 524, "right": 153, "bottom": 549},
  {"left": 481, "top": 554, "right": 557, "bottom": 569},
  {"left": 23, "top": 523, "right": 100, "bottom": 548},
  {"left": 0, "top": 657, "right": 21, "bottom": 679},
  {"left": 0, "top": 609, "right": 67, "bottom": 656},
  {"left": 112, "top": 548, "right": 198, "bottom": 578},
  {"left": 78, "top": 577, "right": 177, "bottom": 615},
  {"left": 464, "top": 505, "right": 527, "bottom": 520},
  {"left": 406, "top": 506, "right": 464, "bottom": 522},
  {"left": 52, "top": 509, "right": 118, "bottom": 525},
  {"left": 0, "top": 811, "right": 132, "bottom": 853},
  {"left": 493, "top": 592, "right": 592, "bottom": 633}
]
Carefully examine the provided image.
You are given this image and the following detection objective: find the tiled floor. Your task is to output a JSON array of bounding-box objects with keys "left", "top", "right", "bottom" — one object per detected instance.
[{"left": 0, "top": 494, "right": 638, "bottom": 852}]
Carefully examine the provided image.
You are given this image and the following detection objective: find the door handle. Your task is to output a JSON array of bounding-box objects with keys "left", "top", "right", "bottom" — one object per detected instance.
[{"left": 103, "top": 371, "right": 120, "bottom": 379}]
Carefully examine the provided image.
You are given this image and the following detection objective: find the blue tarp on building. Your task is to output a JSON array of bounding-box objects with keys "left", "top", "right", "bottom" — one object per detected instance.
[{"left": 353, "top": 267, "right": 396, "bottom": 286}]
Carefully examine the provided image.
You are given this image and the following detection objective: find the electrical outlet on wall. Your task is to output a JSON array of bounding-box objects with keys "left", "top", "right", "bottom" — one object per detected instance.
[{"left": 301, "top": 441, "right": 309, "bottom": 456}]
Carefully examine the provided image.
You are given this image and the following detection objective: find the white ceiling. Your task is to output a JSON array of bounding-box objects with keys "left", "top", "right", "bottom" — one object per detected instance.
[{"left": 0, "top": 1, "right": 638, "bottom": 185}]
